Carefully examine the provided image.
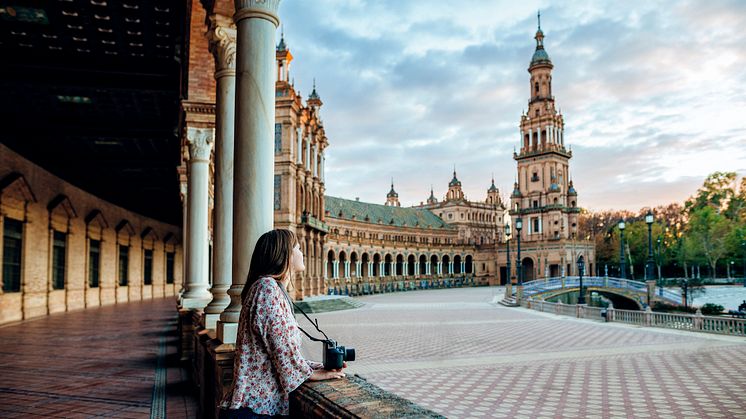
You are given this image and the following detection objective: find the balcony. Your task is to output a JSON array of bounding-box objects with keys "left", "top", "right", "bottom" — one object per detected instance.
[{"left": 301, "top": 213, "right": 329, "bottom": 233}]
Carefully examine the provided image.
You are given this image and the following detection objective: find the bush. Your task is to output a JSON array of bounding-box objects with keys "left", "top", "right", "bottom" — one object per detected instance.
[{"left": 700, "top": 303, "right": 725, "bottom": 316}]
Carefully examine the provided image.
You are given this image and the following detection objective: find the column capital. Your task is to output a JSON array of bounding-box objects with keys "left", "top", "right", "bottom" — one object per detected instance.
[
  {"left": 207, "top": 14, "right": 237, "bottom": 76},
  {"left": 234, "top": 0, "right": 281, "bottom": 27},
  {"left": 186, "top": 127, "right": 215, "bottom": 162}
]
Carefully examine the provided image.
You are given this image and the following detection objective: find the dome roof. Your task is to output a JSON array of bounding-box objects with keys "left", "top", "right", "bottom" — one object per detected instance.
[
  {"left": 530, "top": 48, "right": 551, "bottom": 66},
  {"left": 488, "top": 179, "right": 499, "bottom": 193},
  {"left": 511, "top": 182, "right": 522, "bottom": 197},
  {"left": 568, "top": 180, "right": 577, "bottom": 196},
  {"left": 449, "top": 170, "right": 461, "bottom": 187}
]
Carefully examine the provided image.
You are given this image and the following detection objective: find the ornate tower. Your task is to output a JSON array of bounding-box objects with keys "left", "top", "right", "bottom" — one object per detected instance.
[
  {"left": 426, "top": 186, "right": 438, "bottom": 205},
  {"left": 385, "top": 179, "right": 400, "bottom": 207},
  {"left": 486, "top": 177, "right": 501, "bottom": 206},
  {"left": 446, "top": 169, "right": 465, "bottom": 201},
  {"left": 511, "top": 14, "right": 579, "bottom": 244}
]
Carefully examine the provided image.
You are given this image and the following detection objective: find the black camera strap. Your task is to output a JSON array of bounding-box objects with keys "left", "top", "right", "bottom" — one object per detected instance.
[{"left": 278, "top": 284, "right": 330, "bottom": 344}]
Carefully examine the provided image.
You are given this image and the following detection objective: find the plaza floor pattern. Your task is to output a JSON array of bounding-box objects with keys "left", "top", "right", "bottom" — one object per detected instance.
[
  {"left": 299, "top": 287, "right": 746, "bottom": 419},
  {"left": 0, "top": 298, "right": 197, "bottom": 418}
]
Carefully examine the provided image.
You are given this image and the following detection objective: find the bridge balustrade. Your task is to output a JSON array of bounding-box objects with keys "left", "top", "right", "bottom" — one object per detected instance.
[{"left": 521, "top": 276, "right": 679, "bottom": 304}]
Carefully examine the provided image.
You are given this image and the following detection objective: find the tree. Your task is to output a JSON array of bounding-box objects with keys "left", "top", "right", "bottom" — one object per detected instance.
[
  {"left": 686, "top": 207, "right": 733, "bottom": 278},
  {"left": 685, "top": 171, "right": 738, "bottom": 215}
]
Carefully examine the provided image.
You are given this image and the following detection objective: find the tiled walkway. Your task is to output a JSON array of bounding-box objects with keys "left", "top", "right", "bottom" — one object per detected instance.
[
  {"left": 0, "top": 298, "right": 197, "bottom": 418},
  {"left": 299, "top": 287, "right": 746, "bottom": 419}
]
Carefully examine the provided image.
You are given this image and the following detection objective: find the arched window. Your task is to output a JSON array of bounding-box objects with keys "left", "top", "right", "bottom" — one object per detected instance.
[{"left": 534, "top": 82, "right": 539, "bottom": 95}]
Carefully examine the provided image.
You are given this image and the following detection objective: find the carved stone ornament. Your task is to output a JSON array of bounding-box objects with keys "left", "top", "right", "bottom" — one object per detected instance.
[
  {"left": 186, "top": 127, "right": 215, "bottom": 161},
  {"left": 207, "top": 15, "right": 236, "bottom": 72}
]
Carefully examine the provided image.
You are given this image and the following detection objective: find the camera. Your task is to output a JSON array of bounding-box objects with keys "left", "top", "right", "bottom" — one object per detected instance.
[{"left": 322, "top": 339, "right": 355, "bottom": 370}]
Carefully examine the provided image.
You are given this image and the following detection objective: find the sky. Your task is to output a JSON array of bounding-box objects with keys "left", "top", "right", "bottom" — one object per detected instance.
[{"left": 277, "top": 0, "right": 746, "bottom": 212}]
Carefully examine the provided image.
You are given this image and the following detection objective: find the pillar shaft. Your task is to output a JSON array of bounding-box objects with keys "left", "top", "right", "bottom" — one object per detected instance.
[
  {"left": 218, "top": 0, "right": 281, "bottom": 344},
  {"left": 204, "top": 17, "right": 237, "bottom": 322},
  {"left": 182, "top": 127, "right": 214, "bottom": 309}
]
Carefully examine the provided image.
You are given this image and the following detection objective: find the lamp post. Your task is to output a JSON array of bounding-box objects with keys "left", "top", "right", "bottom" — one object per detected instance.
[
  {"left": 515, "top": 218, "right": 523, "bottom": 286},
  {"left": 618, "top": 219, "right": 626, "bottom": 279},
  {"left": 577, "top": 255, "right": 586, "bottom": 304},
  {"left": 645, "top": 210, "right": 654, "bottom": 280},
  {"left": 656, "top": 236, "right": 662, "bottom": 280},
  {"left": 504, "top": 223, "right": 512, "bottom": 298}
]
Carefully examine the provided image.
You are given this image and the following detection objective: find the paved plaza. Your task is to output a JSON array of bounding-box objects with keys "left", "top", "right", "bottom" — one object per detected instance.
[
  {"left": 299, "top": 287, "right": 746, "bottom": 419},
  {"left": 0, "top": 299, "right": 196, "bottom": 418}
]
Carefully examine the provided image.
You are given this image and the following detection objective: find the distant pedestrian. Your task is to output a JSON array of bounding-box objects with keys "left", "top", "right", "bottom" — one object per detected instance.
[{"left": 219, "top": 229, "right": 346, "bottom": 418}]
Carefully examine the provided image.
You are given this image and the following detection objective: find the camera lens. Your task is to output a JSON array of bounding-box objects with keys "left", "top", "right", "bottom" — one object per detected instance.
[{"left": 345, "top": 347, "right": 356, "bottom": 361}]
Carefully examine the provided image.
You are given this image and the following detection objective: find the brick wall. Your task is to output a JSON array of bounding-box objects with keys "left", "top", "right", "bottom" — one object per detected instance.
[
  {"left": 186, "top": 0, "right": 216, "bottom": 103},
  {"left": 0, "top": 144, "right": 184, "bottom": 325}
]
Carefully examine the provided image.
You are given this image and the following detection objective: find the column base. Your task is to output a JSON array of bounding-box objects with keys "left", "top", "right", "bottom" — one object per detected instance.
[
  {"left": 181, "top": 296, "right": 211, "bottom": 310},
  {"left": 217, "top": 321, "right": 238, "bottom": 344},
  {"left": 203, "top": 313, "right": 221, "bottom": 330}
]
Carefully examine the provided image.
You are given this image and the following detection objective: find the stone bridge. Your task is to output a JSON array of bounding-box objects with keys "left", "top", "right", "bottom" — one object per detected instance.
[{"left": 520, "top": 277, "right": 682, "bottom": 310}]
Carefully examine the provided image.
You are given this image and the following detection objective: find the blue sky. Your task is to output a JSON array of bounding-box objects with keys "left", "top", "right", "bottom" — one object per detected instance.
[{"left": 277, "top": 0, "right": 746, "bottom": 211}]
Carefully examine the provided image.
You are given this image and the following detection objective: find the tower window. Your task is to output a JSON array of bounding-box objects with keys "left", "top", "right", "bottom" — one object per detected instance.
[
  {"left": 531, "top": 172, "right": 539, "bottom": 182},
  {"left": 534, "top": 82, "right": 539, "bottom": 95},
  {"left": 532, "top": 200, "right": 538, "bottom": 208}
]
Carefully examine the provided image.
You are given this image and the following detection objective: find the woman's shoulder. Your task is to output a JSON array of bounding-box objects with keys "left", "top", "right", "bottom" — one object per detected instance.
[{"left": 253, "top": 276, "right": 281, "bottom": 296}]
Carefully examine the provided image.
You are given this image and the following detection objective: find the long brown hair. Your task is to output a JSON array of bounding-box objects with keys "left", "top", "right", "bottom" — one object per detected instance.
[{"left": 240, "top": 229, "right": 298, "bottom": 303}]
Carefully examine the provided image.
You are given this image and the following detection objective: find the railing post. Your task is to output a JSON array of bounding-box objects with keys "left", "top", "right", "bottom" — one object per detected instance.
[
  {"left": 556, "top": 301, "right": 562, "bottom": 315},
  {"left": 694, "top": 308, "right": 703, "bottom": 331},
  {"left": 645, "top": 306, "right": 652, "bottom": 327},
  {"left": 608, "top": 307, "right": 614, "bottom": 322}
]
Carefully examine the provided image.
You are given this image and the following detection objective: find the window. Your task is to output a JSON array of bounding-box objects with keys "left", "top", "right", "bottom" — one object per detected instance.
[
  {"left": 274, "top": 175, "right": 281, "bottom": 210},
  {"left": 2, "top": 218, "right": 23, "bottom": 293},
  {"left": 448, "top": 213, "right": 453, "bottom": 220},
  {"left": 88, "top": 239, "right": 100, "bottom": 288},
  {"left": 531, "top": 172, "right": 539, "bottom": 182},
  {"left": 534, "top": 82, "right": 539, "bottom": 95},
  {"left": 533, "top": 218, "right": 540, "bottom": 233},
  {"left": 166, "top": 252, "right": 175, "bottom": 284},
  {"left": 118, "top": 245, "right": 129, "bottom": 286},
  {"left": 49, "top": 231, "right": 66, "bottom": 289},
  {"left": 143, "top": 249, "right": 153, "bottom": 285},
  {"left": 274, "top": 123, "right": 282, "bottom": 154},
  {"left": 533, "top": 200, "right": 539, "bottom": 209}
]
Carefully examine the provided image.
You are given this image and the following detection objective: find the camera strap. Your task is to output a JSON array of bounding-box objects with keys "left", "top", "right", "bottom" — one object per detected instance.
[{"left": 278, "top": 284, "right": 330, "bottom": 344}]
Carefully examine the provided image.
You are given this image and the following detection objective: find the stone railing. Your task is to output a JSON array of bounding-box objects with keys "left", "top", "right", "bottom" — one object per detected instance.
[
  {"left": 327, "top": 275, "right": 477, "bottom": 296},
  {"left": 521, "top": 298, "right": 746, "bottom": 337},
  {"left": 291, "top": 376, "right": 444, "bottom": 418}
]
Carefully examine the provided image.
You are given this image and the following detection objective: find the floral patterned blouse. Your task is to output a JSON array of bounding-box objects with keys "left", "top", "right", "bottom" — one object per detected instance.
[{"left": 220, "top": 277, "right": 319, "bottom": 416}]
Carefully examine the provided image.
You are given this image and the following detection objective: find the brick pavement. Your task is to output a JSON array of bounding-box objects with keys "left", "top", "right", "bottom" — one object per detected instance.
[
  {"left": 0, "top": 298, "right": 197, "bottom": 418},
  {"left": 299, "top": 287, "right": 746, "bottom": 419}
]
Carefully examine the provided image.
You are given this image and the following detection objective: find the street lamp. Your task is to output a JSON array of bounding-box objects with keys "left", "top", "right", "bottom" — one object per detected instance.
[
  {"left": 504, "top": 223, "right": 511, "bottom": 283},
  {"left": 515, "top": 218, "right": 523, "bottom": 286},
  {"left": 645, "top": 210, "right": 655, "bottom": 281},
  {"left": 504, "top": 223, "right": 512, "bottom": 298},
  {"left": 618, "top": 219, "right": 626, "bottom": 279},
  {"left": 577, "top": 255, "right": 586, "bottom": 304}
]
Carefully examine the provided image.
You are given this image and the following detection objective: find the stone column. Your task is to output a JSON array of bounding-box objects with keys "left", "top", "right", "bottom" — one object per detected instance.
[
  {"left": 181, "top": 127, "right": 215, "bottom": 309},
  {"left": 203, "top": 16, "right": 237, "bottom": 329},
  {"left": 218, "top": 0, "right": 281, "bottom": 344}
]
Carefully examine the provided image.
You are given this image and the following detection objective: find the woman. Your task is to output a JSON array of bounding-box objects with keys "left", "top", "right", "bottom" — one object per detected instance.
[{"left": 219, "top": 229, "right": 346, "bottom": 418}]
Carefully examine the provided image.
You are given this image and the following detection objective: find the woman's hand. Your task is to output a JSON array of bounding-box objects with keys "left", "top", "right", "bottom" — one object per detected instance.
[{"left": 309, "top": 368, "right": 346, "bottom": 381}]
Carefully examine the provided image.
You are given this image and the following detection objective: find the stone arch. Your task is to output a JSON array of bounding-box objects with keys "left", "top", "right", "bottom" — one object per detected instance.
[
  {"left": 384, "top": 253, "right": 393, "bottom": 276},
  {"left": 522, "top": 257, "right": 535, "bottom": 282},
  {"left": 361, "top": 252, "right": 370, "bottom": 277},
  {"left": 465, "top": 255, "right": 473, "bottom": 274},
  {"left": 395, "top": 254, "right": 404, "bottom": 276},
  {"left": 407, "top": 254, "right": 416, "bottom": 276},
  {"left": 326, "top": 249, "right": 335, "bottom": 279},
  {"left": 454, "top": 255, "right": 462, "bottom": 274},
  {"left": 372, "top": 253, "right": 381, "bottom": 276},
  {"left": 418, "top": 254, "right": 426, "bottom": 275},
  {"left": 430, "top": 254, "right": 439, "bottom": 275},
  {"left": 350, "top": 251, "right": 359, "bottom": 278},
  {"left": 442, "top": 254, "right": 451, "bottom": 274}
]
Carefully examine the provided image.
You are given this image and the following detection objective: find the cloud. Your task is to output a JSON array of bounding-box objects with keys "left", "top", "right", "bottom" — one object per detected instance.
[{"left": 278, "top": 0, "right": 746, "bottom": 212}]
